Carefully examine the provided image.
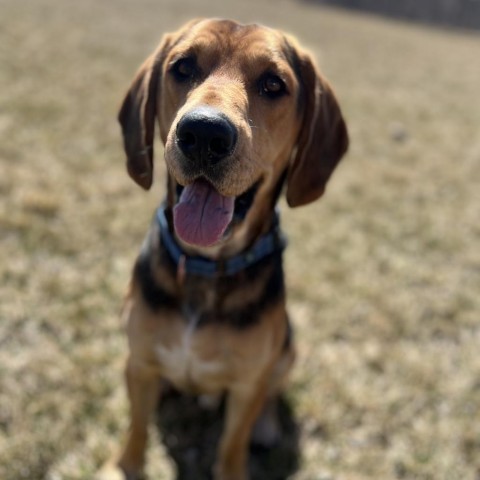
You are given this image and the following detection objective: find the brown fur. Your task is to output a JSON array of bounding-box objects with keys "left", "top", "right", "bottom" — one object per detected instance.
[{"left": 102, "top": 18, "right": 348, "bottom": 480}]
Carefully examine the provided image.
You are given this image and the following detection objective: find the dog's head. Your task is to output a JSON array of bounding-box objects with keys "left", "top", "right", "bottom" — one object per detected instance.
[{"left": 119, "top": 19, "right": 348, "bottom": 254}]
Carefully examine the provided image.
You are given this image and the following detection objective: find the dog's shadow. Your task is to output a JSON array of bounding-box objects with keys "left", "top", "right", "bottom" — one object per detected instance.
[{"left": 156, "top": 388, "right": 300, "bottom": 480}]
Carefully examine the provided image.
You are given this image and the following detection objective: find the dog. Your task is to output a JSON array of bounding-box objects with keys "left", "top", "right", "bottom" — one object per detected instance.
[{"left": 104, "top": 18, "right": 348, "bottom": 480}]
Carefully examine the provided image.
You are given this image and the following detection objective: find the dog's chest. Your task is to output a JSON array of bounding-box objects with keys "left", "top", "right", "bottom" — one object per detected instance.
[
  {"left": 154, "top": 309, "right": 230, "bottom": 392},
  {"left": 149, "top": 265, "right": 276, "bottom": 392}
]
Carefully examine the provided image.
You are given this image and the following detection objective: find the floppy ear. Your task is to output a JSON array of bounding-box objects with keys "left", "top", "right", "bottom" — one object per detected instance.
[
  {"left": 118, "top": 37, "right": 171, "bottom": 189},
  {"left": 286, "top": 51, "right": 349, "bottom": 207}
]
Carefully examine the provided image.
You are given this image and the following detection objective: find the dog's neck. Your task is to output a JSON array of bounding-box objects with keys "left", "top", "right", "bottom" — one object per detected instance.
[
  {"left": 164, "top": 169, "right": 288, "bottom": 260},
  {"left": 156, "top": 204, "right": 287, "bottom": 281}
]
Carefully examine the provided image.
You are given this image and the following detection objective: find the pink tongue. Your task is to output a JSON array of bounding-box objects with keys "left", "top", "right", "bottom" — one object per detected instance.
[{"left": 173, "top": 180, "right": 235, "bottom": 247}]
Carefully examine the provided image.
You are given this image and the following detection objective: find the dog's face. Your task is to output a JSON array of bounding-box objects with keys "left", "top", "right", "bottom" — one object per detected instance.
[
  {"left": 119, "top": 19, "right": 348, "bottom": 252},
  {"left": 159, "top": 20, "right": 303, "bottom": 198}
]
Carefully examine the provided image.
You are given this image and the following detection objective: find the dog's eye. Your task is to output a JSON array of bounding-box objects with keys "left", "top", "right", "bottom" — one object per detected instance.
[
  {"left": 259, "top": 74, "right": 287, "bottom": 98},
  {"left": 171, "top": 57, "right": 197, "bottom": 82}
]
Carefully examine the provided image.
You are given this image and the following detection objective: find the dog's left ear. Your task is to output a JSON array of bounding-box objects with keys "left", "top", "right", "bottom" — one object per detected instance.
[
  {"left": 286, "top": 50, "right": 349, "bottom": 207},
  {"left": 118, "top": 37, "right": 172, "bottom": 190}
]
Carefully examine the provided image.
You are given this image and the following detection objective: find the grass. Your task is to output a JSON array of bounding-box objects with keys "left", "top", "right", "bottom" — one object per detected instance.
[{"left": 0, "top": 0, "right": 479, "bottom": 479}]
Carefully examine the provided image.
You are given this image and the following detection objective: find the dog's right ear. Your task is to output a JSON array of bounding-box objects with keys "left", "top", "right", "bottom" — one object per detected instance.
[{"left": 118, "top": 36, "right": 172, "bottom": 190}]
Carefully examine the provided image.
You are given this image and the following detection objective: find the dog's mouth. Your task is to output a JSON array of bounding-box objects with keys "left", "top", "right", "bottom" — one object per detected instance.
[
  {"left": 173, "top": 179, "right": 234, "bottom": 247},
  {"left": 172, "top": 179, "right": 258, "bottom": 248}
]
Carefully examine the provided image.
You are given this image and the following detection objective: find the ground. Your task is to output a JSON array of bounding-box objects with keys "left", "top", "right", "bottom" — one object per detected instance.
[{"left": 0, "top": 0, "right": 479, "bottom": 479}]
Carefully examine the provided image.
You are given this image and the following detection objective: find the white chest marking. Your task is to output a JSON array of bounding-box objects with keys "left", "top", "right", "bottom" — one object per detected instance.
[{"left": 155, "top": 314, "right": 225, "bottom": 388}]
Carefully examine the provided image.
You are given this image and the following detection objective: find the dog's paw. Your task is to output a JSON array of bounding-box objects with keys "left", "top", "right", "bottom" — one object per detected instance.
[
  {"left": 213, "top": 467, "right": 248, "bottom": 480},
  {"left": 95, "top": 462, "right": 145, "bottom": 480},
  {"left": 95, "top": 463, "right": 125, "bottom": 480},
  {"left": 215, "top": 475, "right": 248, "bottom": 480}
]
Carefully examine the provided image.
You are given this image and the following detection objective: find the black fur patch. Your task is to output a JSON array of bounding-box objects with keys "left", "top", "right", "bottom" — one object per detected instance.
[
  {"left": 133, "top": 250, "right": 179, "bottom": 311},
  {"left": 192, "top": 252, "right": 286, "bottom": 330}
]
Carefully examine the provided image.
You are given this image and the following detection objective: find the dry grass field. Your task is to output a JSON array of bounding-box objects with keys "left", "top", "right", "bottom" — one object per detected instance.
[{"left": 1, "top": 0, "right": 479, "bottom": 479}]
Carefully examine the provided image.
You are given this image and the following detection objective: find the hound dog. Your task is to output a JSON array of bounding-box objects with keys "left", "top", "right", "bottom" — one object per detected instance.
[{"left": 104, "top": 18, "right": 348, "bottom": 480}]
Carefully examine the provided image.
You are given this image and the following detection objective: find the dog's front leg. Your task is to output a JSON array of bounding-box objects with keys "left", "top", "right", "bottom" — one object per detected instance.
[
  {"left": 215, "top": 377, "right": 270, "bottom": 480},
  {"left": 118, "top": 358, "right": 161, "bottom": 480}
]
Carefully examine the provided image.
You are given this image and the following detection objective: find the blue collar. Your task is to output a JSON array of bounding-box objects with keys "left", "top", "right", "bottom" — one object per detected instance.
[{"left": 156, "top": 205, "right": 287, "bottom": 278}]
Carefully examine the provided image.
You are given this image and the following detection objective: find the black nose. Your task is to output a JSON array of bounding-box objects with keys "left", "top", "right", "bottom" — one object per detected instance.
[{"left": 176, "top": 106, "right": 237, "bottom": 165}]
